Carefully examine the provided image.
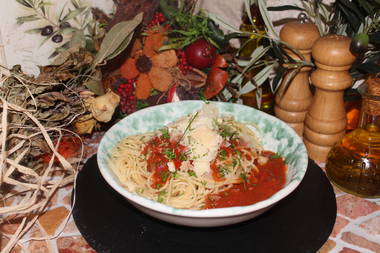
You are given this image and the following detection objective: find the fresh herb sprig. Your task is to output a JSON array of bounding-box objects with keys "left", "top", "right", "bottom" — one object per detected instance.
[
  {"left": 176, "top": 111, "right": 199, "bottom": 145},
  {"left": 159, "top": 0, "right": 230, "bottom": 50}
]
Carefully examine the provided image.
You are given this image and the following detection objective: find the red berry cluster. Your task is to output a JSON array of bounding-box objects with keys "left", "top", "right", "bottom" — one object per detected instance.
[
  {"left": 116, "top": 79, "right": 136, "bottom": 115},
  {"left": 148, "top": 12, "right": 165, "bottom": 27},
  {"left": 176, "top": 50, "right": 192, "bottom": 74}
]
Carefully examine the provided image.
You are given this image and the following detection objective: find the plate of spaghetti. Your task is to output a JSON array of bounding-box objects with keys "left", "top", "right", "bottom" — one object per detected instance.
[{"left": 97, "top": 101, "right": 308, "bottom": 227}]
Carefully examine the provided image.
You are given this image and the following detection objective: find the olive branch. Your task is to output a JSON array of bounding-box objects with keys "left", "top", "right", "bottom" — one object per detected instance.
[{"left": 16, "top": 0, "right": 101, "bottom": 58}]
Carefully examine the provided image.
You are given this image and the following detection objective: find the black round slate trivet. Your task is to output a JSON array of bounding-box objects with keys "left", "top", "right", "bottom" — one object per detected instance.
[{"left": 73, "top": 155, "right": 336, "bottom": 253}]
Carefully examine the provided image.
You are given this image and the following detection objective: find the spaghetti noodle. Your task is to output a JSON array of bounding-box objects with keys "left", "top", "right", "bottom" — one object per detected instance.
[{"left": 108, "top": 104, "right": 286, "bottom": 210}]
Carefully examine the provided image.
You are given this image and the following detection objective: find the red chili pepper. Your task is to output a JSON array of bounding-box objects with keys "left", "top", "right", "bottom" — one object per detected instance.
[
  {"left": 40, "top": 137, "right": 81, "bottom": 164},
  {"left": 204, "top": 54, "right": 228, "bottom": 99}
]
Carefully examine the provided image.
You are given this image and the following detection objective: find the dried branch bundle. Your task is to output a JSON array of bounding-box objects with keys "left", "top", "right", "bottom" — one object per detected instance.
[{"left": 0, "top": 68, "right": 85, "bottom": 253}]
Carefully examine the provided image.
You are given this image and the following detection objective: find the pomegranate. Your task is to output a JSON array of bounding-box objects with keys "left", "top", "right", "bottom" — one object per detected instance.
[{"left": 185, "top": 39, "right": 216, "bottom": 69}]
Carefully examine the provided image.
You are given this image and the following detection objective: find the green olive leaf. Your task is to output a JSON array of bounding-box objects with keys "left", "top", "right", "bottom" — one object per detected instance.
[
  {"left": 15, "top": 0, "right": 33, "bottom": 8},
  {"left": 258, "top": 0, "right": 279, "bottom": 40},
  {"left": 16, "top": 15, "right": 39, "bottom": 25},
  {"left": 208, "top": 13, "right": 242, "bottom": 33},
  {"left": 25, "top": 28, "right": 43, "bottom": 34},
  {"left": 239, "top": 64, "right": 274, "bottom": 95},
  {"left": 61, "top": 7, "right": 86, "bottom": 22},
  {"left": 91, "top": 13, "right": 143, "bottom": 69}
]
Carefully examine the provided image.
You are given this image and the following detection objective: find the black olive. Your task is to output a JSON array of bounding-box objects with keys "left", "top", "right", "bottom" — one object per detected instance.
[
  {"left": 59, "top": 22, "right": 71, "bottom": 29},
  {"left": 52, "top": 34, "right": 63, "bottom": 43},
  {"left": 350, "top": 33, "right": 369, "bottom": 56},
  {"left": 41, "top": 25, "right": 53, "bottom": 36}
]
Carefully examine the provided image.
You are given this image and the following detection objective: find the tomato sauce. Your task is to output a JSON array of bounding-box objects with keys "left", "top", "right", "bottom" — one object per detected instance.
[
  {"left": 206, "top": 151, "right": 287, "bottom": 209},
  {"left": 142, "top": 136, "right": 187, "bottom": 189}
]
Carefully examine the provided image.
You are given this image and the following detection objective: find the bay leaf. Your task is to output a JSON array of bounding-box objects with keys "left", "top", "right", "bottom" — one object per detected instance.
[
  {"left": 104, "top": 31, "right": 135, "bottom": 61},
  {"left": 91, "top": 13, "right": 143, "bottom": 69}
]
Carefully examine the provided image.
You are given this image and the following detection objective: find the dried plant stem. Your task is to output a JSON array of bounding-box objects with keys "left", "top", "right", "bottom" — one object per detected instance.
[{"left": 0, "top": 97, "right": 83, "bottom": 252}]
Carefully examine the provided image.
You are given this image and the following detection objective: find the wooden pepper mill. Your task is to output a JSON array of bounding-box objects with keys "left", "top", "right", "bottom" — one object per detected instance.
[
  {"left": 275, "top": 22, "right": 321, "bottom": 136},
  {"left": 304, "top": 35, "right": 356, "bottom": 163}
]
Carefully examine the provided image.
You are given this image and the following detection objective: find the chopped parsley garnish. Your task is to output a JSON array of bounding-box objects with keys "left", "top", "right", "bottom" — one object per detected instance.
[
  {"left": 157, "top": 190, "right": 167, "bottom": 203},
  {"left": 232, "top": 157, "right": 241, "bottom": 168},
  {"left": 240, "top": 172, "right": 248, "bottom": 182},
  {"left": 271, "top": 154, "right": 282, "bottom": 159},
  {"left": 240, "top": 173, "right": 248, "bottom": 190},
  {"left": 218, "top": 166, "right": 229, "bottom": 177},
  {"left": 164, "top": 149, "right": 176, "bottom": 160},
  {"left": 218, "top": 149, "right": 227, "bottom": 160},
  {"left": 217, "top": 124, "right": 238, "bottom": 140},
  {"left": 159, "top": 127, "right": 170, "bottom": 139},
  {"left": 179, "top": 152, "right": 188, "bottom": 161},
  {"left": 188, "top": 170, "right": 197, "bottom": 177}
]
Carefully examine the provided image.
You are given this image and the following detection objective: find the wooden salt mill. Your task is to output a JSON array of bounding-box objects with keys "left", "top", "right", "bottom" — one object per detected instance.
[
  {"left": 304, "top": 35, "right": 356, "bottom": 163},
  {"left": 275, "top": 22, "right": 320, "bottom": 136}
]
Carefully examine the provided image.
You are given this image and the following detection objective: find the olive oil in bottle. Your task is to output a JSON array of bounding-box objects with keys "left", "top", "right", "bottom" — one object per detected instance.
[
  {"left": 239, "top": 3, "right": 274, "bottom": 115},
  {"left": 326, "top": 76, "right": 380, "bottom": 198}
]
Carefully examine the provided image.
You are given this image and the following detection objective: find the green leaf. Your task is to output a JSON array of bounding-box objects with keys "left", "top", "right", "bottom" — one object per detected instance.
[
  {"left": 61, "top": 27, "right": 76, "bottom": 35},
  {"left": 357, "top": 0, "right": 373, "bottom": 15},
  {"left": 16, "top": 15, "right": 39, "bottom": 25},
  {"left": 267, "top": 5, "right": 304, "bottom": 12},
  {"left": 58, "top": 2, "right": 69, "bottom": 22},
  {"left": 353, "top": 62, "right": 380, "bottom": 74},
  {"left": 236, "top": 46, "right": 270, "bottom": 78},
  {"left": 336, "top": 0, "right": 364, "bottom": 32},
  {"left": 49, "top": 42, "right": 70, "bottom": 59},
  {"left": 71, "top": 0, "right": 80, "bottom": 9},
  {"left": 231, "top": 72, "right": 245, "bottom": 85},
  {"left": 276, "top": 68, "right": 300, "bottom": 97},
  {"left": 15, "top": 0, "right": 33, "bottom": 8},
  {"left": 239, "top": 64, "right": 274, "bottom": 95},
  {"left": 258, "top": 0, "right": 279, "bottom": 40},
  {"left": 83, "top": 70, "right": 105, "bottom": 95},
  {"left": 61, "top": 7, "right": 86, "bottom": 22},
  {"left": 269, "top": 43, "right": 285, "bottom": 64},
  {"left": 24, "top": 28, "right": 42, "bottom": 34},
  {"left": 369, "top": 32, "right": 380, "bottom": 44},
  {"left": 91, "top": 12, "right": 143, "bottom": 69},
  {"left": 39, "top": 31, "right": 57, "bottom": 47},
  {"left": 105, "top": 32, "right": 135, "bottom": 61},
  {"left": 271, "top": 67, "right": 286, "bottom": 93},
  {"left": 244, "top": 0, "right": 253, "bottom": 25},
  {"left": 254, "top": 64, "right": 274, "bottom": 85}
]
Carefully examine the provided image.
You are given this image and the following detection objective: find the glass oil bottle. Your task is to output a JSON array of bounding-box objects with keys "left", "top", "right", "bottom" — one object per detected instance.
[
  {"left": 326, "top": 76, "right": 380, "bottom": 198},
  {"left": 239, "top": 3, "right": 274, "bottom": 115}
]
